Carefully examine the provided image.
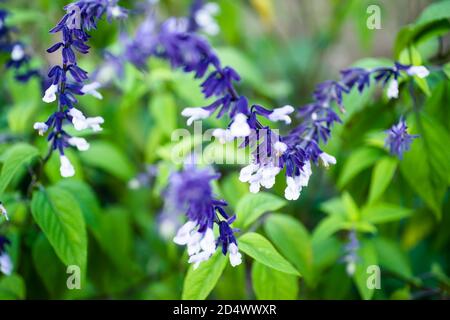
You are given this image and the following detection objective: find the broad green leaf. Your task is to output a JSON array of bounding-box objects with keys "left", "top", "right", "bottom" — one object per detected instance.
[
  {"left": 338, "top": 147, "right": 383, "bottom": 188},
  {"left": 251, "top": 262, "right": 298, "bottom": 300},
  {"left": 148, "top": 92, "right": 177, "bottom": 137},
  {"left": 239, "top": 232, "right": 299, "bottom": 276},
  {"left": 354, "top": 240, "right": 378, "bottom": 300},
  {"left": 361, "top": 203, "right": 412, "bottom": 224},
  {"left": 264, "top": 214, "right": 313, "bottom": 285},
  {"left": 0, "top": 274, "right": 26, "bottom": 300},
  {"left": 79, "top": 141, "right": 135, "bottom": 181},
  {"left": 182, "top": 252, "right": 227, "bottom": 300},
  {"left": 342, "top": 192, "right": 360, "bottom": 221},
  {"left": 373, "top": 237, "right": 413, "bottom": 280},
  {"left": 31, "top": 186, "right": 87, "bottom": 272},
  {"left": 235, "top": 192, "right": 286, "bottom": 228},
  {"left": 368, "top": 157, "right": 398, "bottom": 203},
  {"left": 0, "top": 143, "right": 39, "bottom": 195},
  {"left": 319, "top": 196, "right": 346, "bottom": 217},
  {"left": 312, "top": 215, "right": 347, "bottom": 244}
]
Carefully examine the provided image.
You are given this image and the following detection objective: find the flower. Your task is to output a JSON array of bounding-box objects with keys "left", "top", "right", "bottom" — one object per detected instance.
[
  {"left": 10, "top": 44, "right": 25, "bottom": 61},
  {"left": 385, "top": 117, "right": 418, "bottom": 159},
  {"left": 0, "top": 202, "right": 8, "bottom": 221},
  {"left": 166, "top": 166, "right": 241, "bottom": 268},
  {"left": 341, "top": 230, "right": 359, "bottom": 276},
  {"left": 59, "top": 155, "right": 75, "bottom": 177},
  {"left": 33, "top": 122, "right": 49, "bottom": 136},
  {"left": 81, "top": 82, "right": 103, "bottom": 99},
  {"left": 68, "top": 137, "right": 90, "bottom": 151},
  {"left": 387, "top": 79, "right": 399, "bottom": 99},
  {"left": 181, "top": 107, "right": 211, "bottom": 125},
  {"left": 0, "top": 236, "right": 12, "bottom": 276},
  {"left": 229, "top": 113, "right": 251, "bottom": 137},
  {"left": 268, "top": 105, "right": 295, "bottom": 124},
  {"left": 407, "top": 66, "right": 429, "bottom": 78},
  {"left": 42, "top": 84, "right": 58, "bottom": 103}
]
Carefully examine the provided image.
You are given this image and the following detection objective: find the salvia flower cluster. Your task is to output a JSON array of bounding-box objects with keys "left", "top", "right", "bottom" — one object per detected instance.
[
  {"left": 0, "top": 8, "right": 40, "bottom": 82},
  {"left": 165, "top": 166, "right": 241, "bottom": 269},
  {"left": 385, "top": 117, "right": 419, "bottom": 159},
  {"left": 0, "top": 235, "right": 12, "bottom": 276},
  {"left": 33, "top": 0, "right": 126, "bottom": 177}
]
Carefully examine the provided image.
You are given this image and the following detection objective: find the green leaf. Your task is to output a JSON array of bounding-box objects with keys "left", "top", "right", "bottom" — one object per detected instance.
[
  {"left": 182, "top": 251, "right": 227, "bottom": 300},
  {"left": 354, "top": 240, "right": 378, "bottom": 300},
  {"left": 361, "top": 203, "right": 413, "bottom": 224},
  {"left": 238, "top": 232, "right": 299, "bottom": 276},
  {"left": 30, "top": 186, "right": 87, "bottom": 272},
  {"left": 312, "top": 215, "right": 347, "bottom": 244},
  {"left": 399, "top": 115, "right": 450, "bottom": 219},
  {"left": 148, "top": 92, "right": 177, "bottom": 137},
  {"left": 373, "top": 237, "right": 413, "bottom": 280},
  {"left": 235, "top": 192, "right": 286, "bottom": 228},
  {"left": 251, "top": 262, "right": 298, "bottom": 300},
  {"left": 264, "top": 214, "right": 313, "bottom": 285},
  {"left": 79, "top": 141, "right": 135, "bottom": 181},
  {"left": 342, "top": 192, "right": 360, "bottom": 221},
  {"left": 0, "top": 143, "right": 39, "bottom": 195},
  {"left": 338, "top": 147, "right": 382, "bottom": 188},
  {"left": 368, "top": 157, "right": 398, "bottom": 203},
  {"left": 0, "top": 274, "right": 26, "bottom": 299}
]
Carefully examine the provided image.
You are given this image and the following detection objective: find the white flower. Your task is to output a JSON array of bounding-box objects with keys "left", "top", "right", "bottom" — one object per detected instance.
[
  {"left": 81, "top": 82, "right": 103, "bottom": 100},
  {"left": 195, "top": 3, "right": 220, "bottom": 35},
  {"left": 128, "top": 178, "right": 140, "bottom": 190},
  {"left": 199, "top": 228, "right": 216, "bottom": 255},
  {"left": 68, "top": 108, "right": 104, "bottom": 131},
  {"left": 346, "top": 261, "right": 356, "bottom": 276},
  {"left": 0, "top": 253, "right": 13, "bottom": 276},
  {"left": 59, "top": 155, "right": 75, "bottom": 178},
  {"left": 33, "top": 122, "right": 49, "bottom": 136},
  {"left": 407, "top": 66, "right": 429, "bottom": 78},
  {"left": 181, "top": 107, "right": 211, "bottom": 126},
  {"left": 273, "top": 141, "right": 287, "bottom": 157},
  {"left": 11, "top": 44, "right": 25, "bottom": 61},
  {"left": 319, "top": 152, "right": 336, "bottom": 167},
  {"left": 173, "top": 220, "right": 197, "bottom": 245},
  {"left": 68, "top": 137, "right": 90, "bottom": 151},
  {"left": 189, "top": 250, "right": 212, "bottom": 269},
  {"left": 239, "top": 163, "right": 259, "bottom": 183},
  {"left": 230, "top": 113, "right": 251, "bottom": 137},
  {"left": 0, "top": 202, "right": 8, "bottom": 221},
  {"left": 42, "top": 84, "right": 58, "bottom": 103},
  {"left": 387, "top": 79, "right": 399, "bottom": 99},
  {"left": 212, "top": 128, "right": 234, "bottom": 144},
  {"left": 240, "top": 162, "right": 280, "bottom": 193},
  {"left": 284, "top": 162, "right": 312, "bottom": 201},
  {"left": 165, "top": 17, "right": 189, "bottom": 33},
  {"left": 228, "top": 243, "right": 242, "bottom": 267},
  {"left": 268, "top": 105, "right": 295, "bottom": 124}
]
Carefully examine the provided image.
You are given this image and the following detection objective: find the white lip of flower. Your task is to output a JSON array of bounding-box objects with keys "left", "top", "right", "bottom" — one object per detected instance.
[
  {"left": 346, "top": 261, "right": 356, "bottom": 276},
  {"left": 407, "top": 66, "right": 429, "bottom": 78},
  {"left": 311, "top": 112, "right": 318, "bottom": 121},
  {"left": 59, "top": 155, "right": 75, "bottom": 178},
  {"left": 230, "top": 113, "right": 251, "bottom": 137},
  {"left": 212, "top": 128, "right": 234, "bottom": 144},
  {"left": 128, "top": 178, "right": 141, "bottom": 190},
  {"left": 42, "top": 84, "right": 58, "bottom": 103},
  {"left": 166, "top": 17, "right": 189, "bottom": 33},
  {"left": 319, "top": 152, "right": 336, "bottom": 167},
  {"left": 11, "top": 44, "right": 25, "bottom": 61},
  {"left": 268, "top": 105, "right": 295, "bottom": 124},
  {"left": 33, "top": 122, "right": 49, "bottom": 136},
  {"left": 387, "top": 79, "right": 399, "bottom": 99},
  {"left": 0, "top": 253, "right": 13, "bottom": 276},
  {"left": 81, "top": 82, "right": 103, "bottom": 100},
  {"left": 109, "top": 5, "right": 126, "bottom": 18},
  {"left": 284, "top": 162, "right": 312, "bottom": 201},
  {"left": 181, "top": 107, "right": 211, "bottom": 126},
  {"left": 68, "top": 137, "right": 90, "bottom": 151},
  {"left": 273, "top": 141, "right": 287, "bottom": 157},
  {"left": 0, "top": 203, "right": 8, "bottom": 221},
  {"left": 69, "top": 108, "right": 104, "bottom": 131},
  {"left": 240, "top": 162, "right": 280, "bottom": 193},
  {"left": 228, "top": 243, "right": 242, "bottom": 267},
  {"left": 174, "top": 222, "right": 217, "bottom": 269}
]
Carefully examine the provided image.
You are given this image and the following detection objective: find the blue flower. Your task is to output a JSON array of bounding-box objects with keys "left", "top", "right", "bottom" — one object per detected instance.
[
  {"left": 385, "top": 117, "right": 418, "bottom": 159},
  {"left": 0, "top": 235, "right": 12, "bottom": 276},
  {"left": 166, "top": 166, "right": 241, "bottom": 268},
  {"left": 341, "top": 230, "right": 359, "bottom": 276}
]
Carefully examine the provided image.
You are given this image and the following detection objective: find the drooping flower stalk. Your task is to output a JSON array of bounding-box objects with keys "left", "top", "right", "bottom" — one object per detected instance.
[
  {"left": 33, "top": 0, "right": 127, "bottom": 177},
  {"left": 0, "top": 8, "right": 40, "bottom": 82},
  {"left": 164, "top": 165, "right": 241, "bottom": 269}
]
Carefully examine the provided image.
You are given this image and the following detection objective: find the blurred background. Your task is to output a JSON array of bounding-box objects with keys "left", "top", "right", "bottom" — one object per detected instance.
[{"left": 0, "top": 0, "right": 448, "bottom": 300}]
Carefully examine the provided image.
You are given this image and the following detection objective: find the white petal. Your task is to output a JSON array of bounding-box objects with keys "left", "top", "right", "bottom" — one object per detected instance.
[
  {"left": 173, "top": 221, "right": 197, "bottom": 245},
  {"left": 59, "top": 155, "right": 75, "bottom": 178},
  {"left": 387, "top": 80, "right": 399, "bottom": 99},
  {"left": 239, "top": 163, "right": 259, "bottom": 182},
  {"left": 268, "top": 105, "right": 295, "bottom": 124},
  {"left": 181, "top": 107, "right": 210, "bottom": 125},
  {"left": 200, "top": 228, "right": 216, "bottom": 255},
  {"left": 68, "top": 137, "right": 90, "bottom": 151},
  {"left": 319, "top": 152, "right": 336, "bottom": 167},
  {"left": 0, "top": 203, "right": 8, "bottom": 221},
  {"left": 212, "top": 128, "right": 234, "bottom": 144},
  {"left": 81, "top": 82, "right": 103, "bottom": 100},
  {"left": 228, "top": 243, "right": 242, "bottom": 267},
  {"left": 33, "top": 122, "right": 49, "bottom": 136},
  {"left": 407, "top": 66, "right": 429, "bottom": 78},
  {"left": 273, "top": 141, "right": 287, "bottom": 156},
  {"left": 42, "top": 84, "right": 58, "bottom": 103},
  {"left": 11, "top": 44, "right": 25, "bottom": 61},
  {"left": 230, "top": 113, "right": 251, "bottom": 137},
  {"left": 0, "top": 254, "right": 13, "bottom": 275}
]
